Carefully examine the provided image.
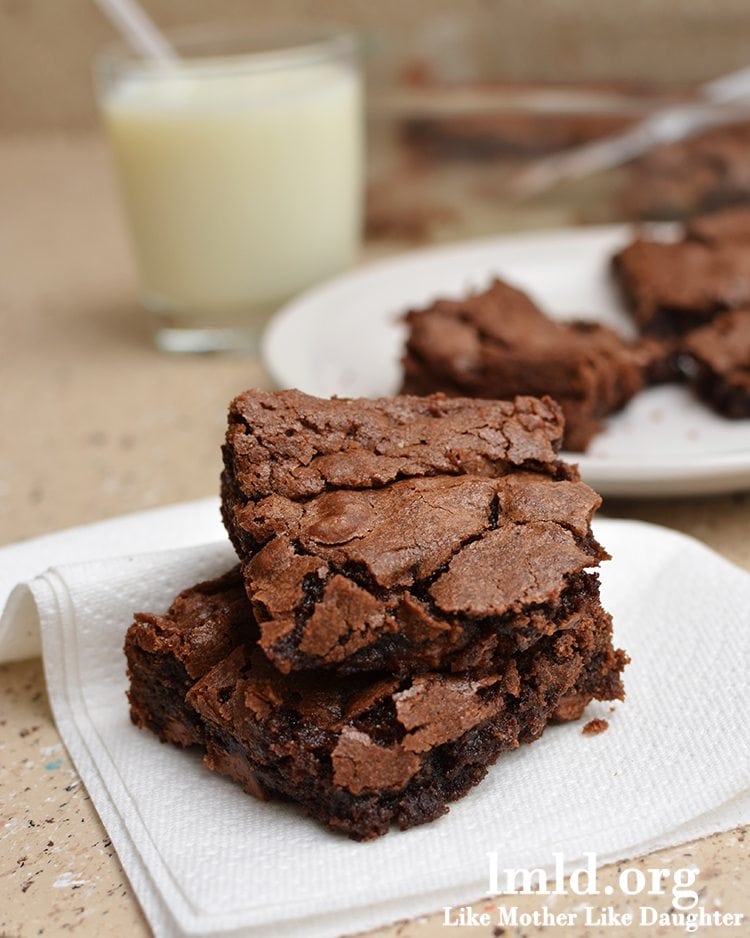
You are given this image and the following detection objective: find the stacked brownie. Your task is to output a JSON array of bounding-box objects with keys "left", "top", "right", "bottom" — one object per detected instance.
[
  {"left": 401, "top": 278, "right": 648, "bottom": 451},
  {"left": 613, "top": 205, "right": 750, "bottom": 418},
  {"left": 126, "top": 389, "right": 626, "bottom": 839}
]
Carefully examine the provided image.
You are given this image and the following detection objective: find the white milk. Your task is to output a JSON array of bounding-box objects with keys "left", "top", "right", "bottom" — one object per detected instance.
[{"left": 102, "top": 57, "right": 363, "bottom": 326}]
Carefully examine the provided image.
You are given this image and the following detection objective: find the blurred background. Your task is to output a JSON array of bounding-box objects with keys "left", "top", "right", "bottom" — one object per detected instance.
[
  {"left": 6, "top": 0, "right": 750, "bottom": 131},
  {"left": 7, "top": 0, "right": 750, "bottom": 247}
]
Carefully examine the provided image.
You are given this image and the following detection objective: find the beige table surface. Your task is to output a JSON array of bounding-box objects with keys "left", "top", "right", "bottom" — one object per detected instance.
[{"left": 1, "top": 134, "right": 748, "bottom": 938}]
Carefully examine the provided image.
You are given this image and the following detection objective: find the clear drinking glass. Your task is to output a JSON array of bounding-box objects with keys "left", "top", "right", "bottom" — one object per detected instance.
[{"left": 95, "top": 30, "right": 363, "bottom": 353}]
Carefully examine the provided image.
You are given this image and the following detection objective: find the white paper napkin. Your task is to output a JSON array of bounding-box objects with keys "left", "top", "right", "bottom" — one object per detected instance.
[
  {"left": 0, "top": 497, "right": 224, "bottom": 662},
  {"left": 2, "top": 510, "right": 749, "bottom": 938}
]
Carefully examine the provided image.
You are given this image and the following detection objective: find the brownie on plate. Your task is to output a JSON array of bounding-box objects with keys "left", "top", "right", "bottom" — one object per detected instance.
[
  {"left": 612, "top": 236, "right": 750, "bottom": 338},
  {"left": 220, "top": 389, "right": 613, "bottom": 675},
  {"left": 398, "top": 278, "right": 645, "bottom": 451},
  {"left": 680, "top": 309, "right": 750, "bottom": 418},
  {"left": 126, "top": 569, "right": 626, "bottom": 840}
]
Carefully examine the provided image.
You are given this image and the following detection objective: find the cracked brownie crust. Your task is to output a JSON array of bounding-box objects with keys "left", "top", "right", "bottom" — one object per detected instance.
[
  {"left": 399, "top": 279, "right": 645, "bottom": 451},
  {"left": 222, "top": 388, "right": 569, "bottom": 517},
  {"left": 221, "top": 390, "right": 609, "bottom": 675},
  {"left": 126, "top": 570, "right": 627, "bottom": 840}
]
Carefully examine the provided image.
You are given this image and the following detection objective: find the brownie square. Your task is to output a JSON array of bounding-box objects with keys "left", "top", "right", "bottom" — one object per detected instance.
[
  {"left": 680, "top": 309, "right": 750, "bottom": 418},
  {"left": 612, "top": 236, "right": 750, "bottom": 338},
  {"left": 220, "top": 389, "right": 613, "bottom": 676},
  {"left": 399, "top": 279, "right": 645, "bottom": 451},
  {"left": 126, "top": 570, "right": 627, "bottom": 840}
]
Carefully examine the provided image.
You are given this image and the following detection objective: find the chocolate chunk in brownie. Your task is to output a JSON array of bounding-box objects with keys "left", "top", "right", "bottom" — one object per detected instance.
[
  {"left": 221, "top": 390, "right": 610, "bottom": 675},
  {"left": 126, "top": 570, "right": 627, "bottom": 840},
  {"left": 125, "top": 567, "right": 253, "bottom": 747},
  {"left": 680, "top": 309, "right": 750, "bottom": 418},
  {"left": 399, "top": 278, "right": 645, "bottom": 451}
]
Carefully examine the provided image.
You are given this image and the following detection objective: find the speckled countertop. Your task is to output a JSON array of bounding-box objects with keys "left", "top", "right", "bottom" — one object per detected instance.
[{"left": 1, "top": 134, "right": 748, "bottom": 938}]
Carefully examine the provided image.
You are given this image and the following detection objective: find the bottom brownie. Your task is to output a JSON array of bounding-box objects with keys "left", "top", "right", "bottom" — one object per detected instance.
[
  {"left": 125, "top": 567, "right": 253, "bottom": 747},
  {"left": 126, "top": 570, "right": 626, "bottom": 840}
]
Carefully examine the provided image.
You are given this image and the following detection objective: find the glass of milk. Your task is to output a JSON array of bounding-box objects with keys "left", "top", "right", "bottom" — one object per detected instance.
[{"left": 96, "top": 31, "right": 363, "bottom": 353}]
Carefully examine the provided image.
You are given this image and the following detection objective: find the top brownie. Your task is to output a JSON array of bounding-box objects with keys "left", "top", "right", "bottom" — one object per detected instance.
[
  {"left": 222, "top": 390, "right": 609, "bottom": 676},
  {"left": 222, "top": 387, "right": 568, "bottom": 507}
]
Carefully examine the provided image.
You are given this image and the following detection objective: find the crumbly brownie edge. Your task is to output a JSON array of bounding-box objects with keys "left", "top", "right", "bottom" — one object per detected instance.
[
  {"left": 250, "top": 567, "right": 608, "bottom": 677},
  {"left": 124, "top": 566, "right": 251, "bottom": 746},
  {"left": 126, "top": 637, "right": 204, "bottom": 747}
]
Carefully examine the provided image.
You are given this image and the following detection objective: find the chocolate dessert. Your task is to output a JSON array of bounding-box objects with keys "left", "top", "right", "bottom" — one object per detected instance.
[
  {"left": 612, "top": 237, "right": 750, "bottom": 338},
  {"left": 127, "top": 569, "right": 626, "bottom": 840},
  {"left": 125, "top": 568, "right": 251, "bottom": 747},
  {"left": 399, "top": 279, "right": 645, "bottom": 450},
  {"left": 680, "top": 308, "right": 750, "bottom": 418},
  {"left": 126, "top": 389, "right": 627, "bottom": 839},
  {"left": 220, "top": 390, "right": 612, "bottom": 674}
]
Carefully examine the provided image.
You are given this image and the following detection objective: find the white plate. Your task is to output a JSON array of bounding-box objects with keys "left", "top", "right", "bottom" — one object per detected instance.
[{"left": 263, "top": 225, "right": 750, "bottom": 497}]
